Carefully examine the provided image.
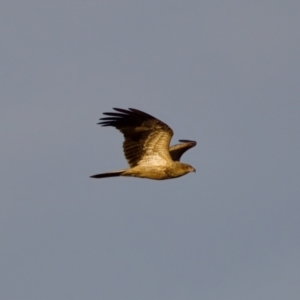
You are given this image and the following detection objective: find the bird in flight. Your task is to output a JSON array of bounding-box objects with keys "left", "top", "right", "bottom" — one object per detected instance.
[{"left": 90, "top": 108, "right": 196, "bottom": 180}]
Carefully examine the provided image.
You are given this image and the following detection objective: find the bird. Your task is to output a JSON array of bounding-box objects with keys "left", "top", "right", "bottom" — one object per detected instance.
[{"left": 90, "top": 108, "right": 196, "bottom": 180}]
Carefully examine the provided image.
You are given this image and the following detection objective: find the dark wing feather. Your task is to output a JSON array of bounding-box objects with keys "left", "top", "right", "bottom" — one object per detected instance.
[
  {"left": 98, "top": 108, "right": 174, "bottom": 167},
  {"left": 169, "top": 140, "right": 197, "bottom": 161}
]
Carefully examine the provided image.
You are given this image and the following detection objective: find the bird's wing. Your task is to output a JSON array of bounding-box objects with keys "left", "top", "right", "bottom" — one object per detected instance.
[
  {"left": 169, "top": 140, "right": 197, "bottom": 161},
  {"left": 98, "top": 108, "right": 174, "bottom": 167}
]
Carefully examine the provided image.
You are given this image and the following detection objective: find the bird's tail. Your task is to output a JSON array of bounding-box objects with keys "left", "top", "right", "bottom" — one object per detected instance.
[{"left": 90, "top": 169, "right": 126, "bottom": 179}]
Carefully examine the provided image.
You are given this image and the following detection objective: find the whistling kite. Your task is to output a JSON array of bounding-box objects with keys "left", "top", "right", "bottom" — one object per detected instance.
[{"left": 90, "top": 108, "right": 196, "bottom": 180}]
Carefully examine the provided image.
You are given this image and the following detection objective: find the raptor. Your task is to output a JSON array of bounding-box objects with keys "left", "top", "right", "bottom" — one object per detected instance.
[{"left": 90, "top": 108, "right": 196, "bottom": 180}]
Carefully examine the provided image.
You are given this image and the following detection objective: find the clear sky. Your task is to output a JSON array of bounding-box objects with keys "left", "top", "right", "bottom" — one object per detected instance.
[{"left": 1, "top": 1, "right": 300, "bottom": 299}]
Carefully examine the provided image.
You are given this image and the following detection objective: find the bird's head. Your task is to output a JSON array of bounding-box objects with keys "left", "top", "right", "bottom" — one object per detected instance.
[{"left": 173, "top": 162, "right": 196, "bottom": 177}]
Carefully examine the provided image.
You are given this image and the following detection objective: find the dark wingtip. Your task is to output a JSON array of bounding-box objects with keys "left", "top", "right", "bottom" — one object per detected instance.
[
  {"left": 96, "top": 107, "right": 157, "bottom": 127},
  {"left": 112, "top": 107, "right": 131, "bottom": 114},
  {"left": 178, "top": 139, "right": 197, "bottom": 146}
]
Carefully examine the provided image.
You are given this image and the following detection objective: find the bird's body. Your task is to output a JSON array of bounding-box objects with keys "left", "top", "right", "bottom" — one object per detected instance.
[{"left": 90, "top": 108, "right": 196, "bottom": 180}]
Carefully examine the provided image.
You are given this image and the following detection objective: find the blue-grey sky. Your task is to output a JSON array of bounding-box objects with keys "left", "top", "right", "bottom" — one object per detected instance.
[{"left": 1, "top": 1, "right": 300, "bottom": 299}]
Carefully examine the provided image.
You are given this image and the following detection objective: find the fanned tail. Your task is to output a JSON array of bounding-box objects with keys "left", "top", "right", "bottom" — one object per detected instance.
[{"left": 90, "top": 170, "right": 126, "bottom": 179}]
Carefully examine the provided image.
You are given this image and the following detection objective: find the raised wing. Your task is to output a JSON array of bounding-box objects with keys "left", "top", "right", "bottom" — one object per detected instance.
[
  {"left": 169, "top": 140, "right": 197, "bottom": 161},
  {"left": 98, "top": 108, "right": 174, "bottom": 167}
]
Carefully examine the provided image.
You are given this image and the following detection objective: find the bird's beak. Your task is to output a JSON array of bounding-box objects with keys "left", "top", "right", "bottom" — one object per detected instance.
[{"left": 192, "top": 167, "right": 196, "bottom": 173}]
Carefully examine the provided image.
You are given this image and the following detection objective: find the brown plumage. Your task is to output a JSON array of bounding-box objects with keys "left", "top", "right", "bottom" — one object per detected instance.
[{"left": 90, "top": 108, "right": 196, "bottom": 180}]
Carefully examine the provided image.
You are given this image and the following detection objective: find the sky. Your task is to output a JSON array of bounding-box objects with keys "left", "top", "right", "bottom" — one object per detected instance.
[{"left": 1, "top": 1, "right": 300, "bottom": 299}]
